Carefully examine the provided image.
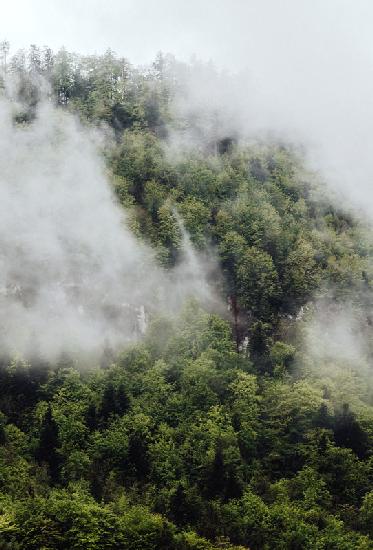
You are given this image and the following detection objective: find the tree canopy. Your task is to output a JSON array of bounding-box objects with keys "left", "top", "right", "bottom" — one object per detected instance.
[{"left": 0, "top": 45, "right": 372, "bottom": 549}]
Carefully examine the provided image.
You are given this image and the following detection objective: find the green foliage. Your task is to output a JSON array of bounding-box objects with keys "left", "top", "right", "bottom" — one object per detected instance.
[
  {"left": 3, "top": 44, "right": 373, "bottom": 548},
  {"left": 237, "top": 246, "right": 279, "bottom": 319}
]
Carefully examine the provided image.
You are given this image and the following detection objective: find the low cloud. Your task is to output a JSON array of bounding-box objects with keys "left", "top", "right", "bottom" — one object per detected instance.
[{"left": 0, "top": 93, "right": 216, "bottom": 361}]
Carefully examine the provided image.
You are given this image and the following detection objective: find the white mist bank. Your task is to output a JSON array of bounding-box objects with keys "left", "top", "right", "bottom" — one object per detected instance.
[
  {"left": 153, "top": 1, "right": 373, "bottom": 223},
  {"left": 0, "top": 96, "right": 216, "bottom": 360}
]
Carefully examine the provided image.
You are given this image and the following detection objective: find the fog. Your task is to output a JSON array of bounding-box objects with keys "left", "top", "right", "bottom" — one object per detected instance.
[
  {"left": 2, "top": 1, "right": 373, "bottom": 362},
  {"left": 166, "top": 30, "right": 373, "bottom": 220},
  {"left": 0, "top": 90, "right": 216, "bottom": 360},
  {"left": 303, "top": 301, "right": 368, "bottom": 364}
]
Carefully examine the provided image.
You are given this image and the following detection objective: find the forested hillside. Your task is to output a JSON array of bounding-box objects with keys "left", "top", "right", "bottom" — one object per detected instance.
[{"left": 0, "top": 45, "right": 373, "bottom": 549}]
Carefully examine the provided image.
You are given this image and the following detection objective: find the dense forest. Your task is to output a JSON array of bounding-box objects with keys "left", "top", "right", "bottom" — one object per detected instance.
[{"left": 0, "top": 44, "right": 373, "bottom": 549}]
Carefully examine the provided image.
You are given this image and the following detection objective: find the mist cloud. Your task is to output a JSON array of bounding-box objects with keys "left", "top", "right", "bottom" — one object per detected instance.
[{"left": 0, "top": 94, "right": 215, "bottom": 361}]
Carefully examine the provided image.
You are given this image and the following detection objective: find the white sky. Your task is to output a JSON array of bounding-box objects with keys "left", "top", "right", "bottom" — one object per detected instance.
[{"left": 2, "top": 0, "right": 373, "bottom": 69}]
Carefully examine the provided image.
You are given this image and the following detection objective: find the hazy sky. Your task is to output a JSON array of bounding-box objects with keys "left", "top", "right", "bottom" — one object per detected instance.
[{"left": 2, "top": 0, "right": 372, "bottom": 69}]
